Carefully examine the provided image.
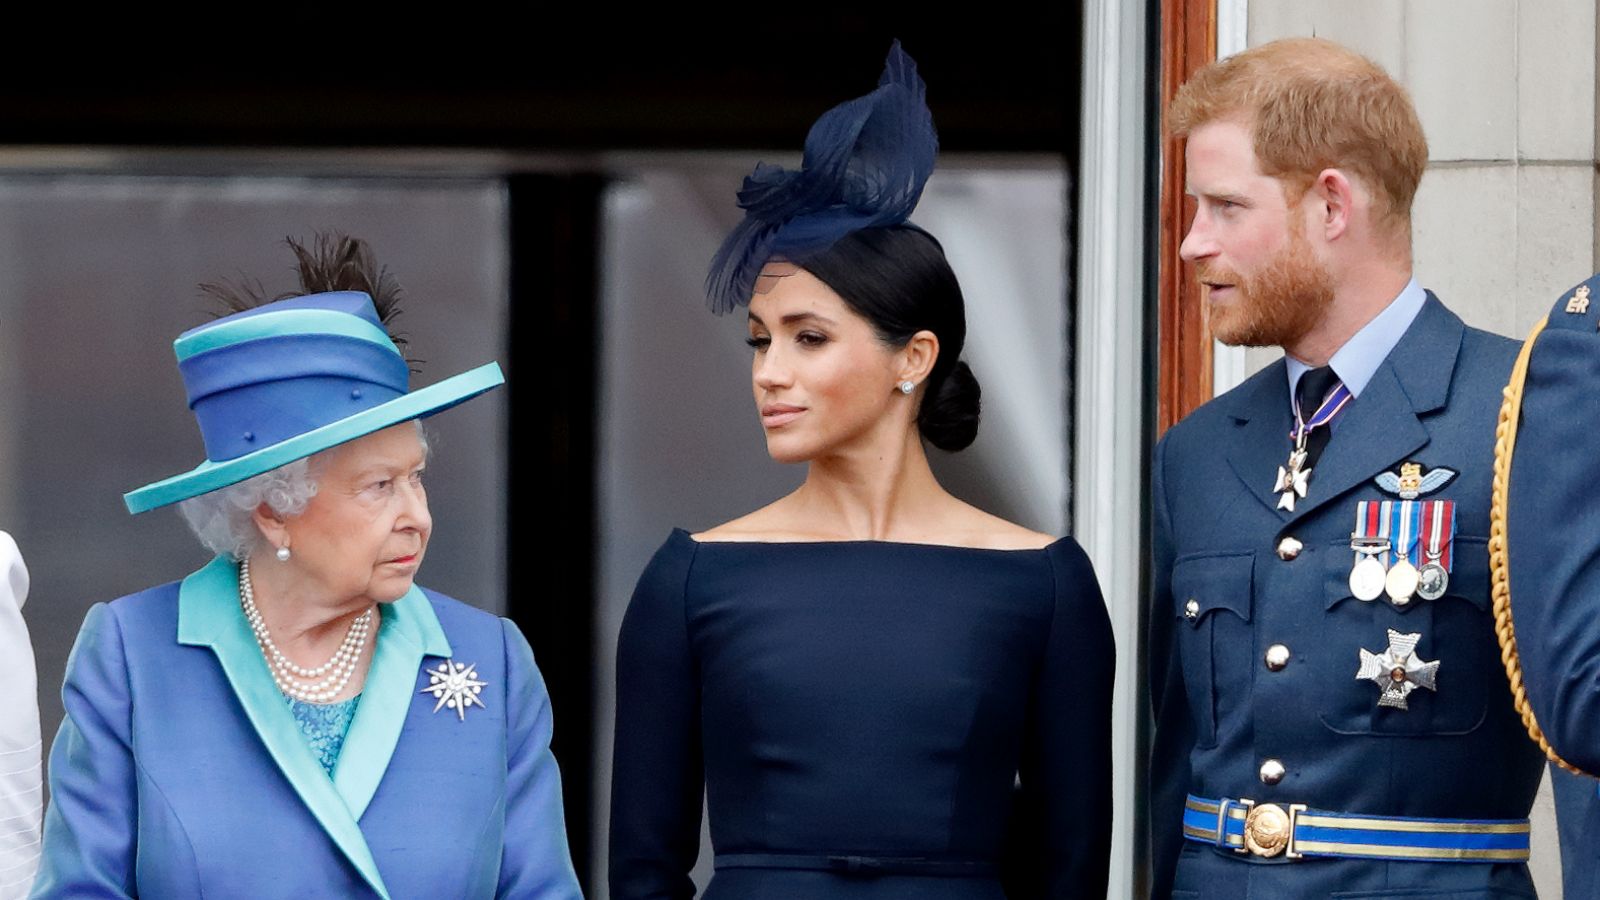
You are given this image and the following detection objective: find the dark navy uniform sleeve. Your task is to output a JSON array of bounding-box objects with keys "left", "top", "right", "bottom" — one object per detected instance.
[
  {"left": 1022, "top": 537, "right": 1114, "bottom": 897},
  {"left": 1147, "top": 433, "right": 1192, "bottom": 900},
  {"left": 1504, "top": 273, "right": 1600, "bottom": 772},
  {"left": 610, "top": 534, "right": 703, "bottom": 900}
]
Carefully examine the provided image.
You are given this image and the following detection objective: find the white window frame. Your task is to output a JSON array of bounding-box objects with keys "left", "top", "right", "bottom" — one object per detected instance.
[{"left": 1074, "top": 0, "right": 1152, "bottom": 896}]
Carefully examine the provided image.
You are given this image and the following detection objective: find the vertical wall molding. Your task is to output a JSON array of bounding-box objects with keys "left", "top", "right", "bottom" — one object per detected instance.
[
  {"left": 1211, "top": 0, "right": 1251, "bottom": 396},
  {"left": 1076, "top": 0, "right": 1151, "bottom": 894}
]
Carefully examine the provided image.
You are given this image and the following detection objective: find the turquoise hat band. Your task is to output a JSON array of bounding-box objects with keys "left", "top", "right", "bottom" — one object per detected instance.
[
  {"left": 124, "top": 362, "right": 504, "bottom": 515},
  {"left": 174, "top": 308, "right": 399, "bottom": 363}
]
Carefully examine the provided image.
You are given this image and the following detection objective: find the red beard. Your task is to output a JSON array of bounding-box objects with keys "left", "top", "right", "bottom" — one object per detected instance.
[{"left": 1200, "top": 225, "right": 1334, "bottom": 349}]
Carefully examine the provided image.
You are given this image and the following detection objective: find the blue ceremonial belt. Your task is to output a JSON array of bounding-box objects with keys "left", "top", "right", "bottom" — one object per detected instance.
[{"left": 1183, "top": 795, "right": 1530, "bottom": 863}]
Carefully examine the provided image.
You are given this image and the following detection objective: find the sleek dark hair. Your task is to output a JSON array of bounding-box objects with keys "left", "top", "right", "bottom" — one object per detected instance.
[
  {"left": 799, "top": 224, "right": 981, "bottom": 452},
  {"left": 198, "top": 232, "right": 413, "bottom": 362}
]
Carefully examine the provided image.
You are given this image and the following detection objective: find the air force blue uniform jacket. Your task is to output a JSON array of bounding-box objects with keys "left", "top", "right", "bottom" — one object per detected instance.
[{"left": 1150, "top": 295, "right": 1545, "bottom": 899}]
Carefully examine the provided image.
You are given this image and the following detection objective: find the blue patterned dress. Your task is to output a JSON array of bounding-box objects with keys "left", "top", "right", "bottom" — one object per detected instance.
[{"left": 285, "top": 695, "right": 361, "bottom": 776}]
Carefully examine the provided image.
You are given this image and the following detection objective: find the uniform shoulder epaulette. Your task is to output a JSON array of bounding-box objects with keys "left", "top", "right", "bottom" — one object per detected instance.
[{"left": 1541, "top": 274, "right": 1600, "bottom": 332}]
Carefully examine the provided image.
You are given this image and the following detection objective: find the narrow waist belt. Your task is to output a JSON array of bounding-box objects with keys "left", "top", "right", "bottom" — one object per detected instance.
[
  {"left": 1183, "top": 795, "right": 1531, "bottom": 863},
  {"left": 714, "top": 853, "right": 998, "bottom": 878}
]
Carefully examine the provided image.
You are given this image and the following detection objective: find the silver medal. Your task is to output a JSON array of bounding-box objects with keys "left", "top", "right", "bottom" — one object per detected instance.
[
  {"left": 1350, "top": 554, "right": 1387, "bottom": 601},
  {"left": 1417, "top": 562, "right": 1449, "bottom": 601},
  {"left": 1274, "top": 446, "right": 1311, "bottom": 512},
  {"left": 1349, "top": 532, "right": 1391, "bottom": 602},
  {"left": 1357, "top": 628, "right": 1440, "bottom": 710},
  {"left": 1414, "top": 500, "right": 1452, "bottom": 603}
]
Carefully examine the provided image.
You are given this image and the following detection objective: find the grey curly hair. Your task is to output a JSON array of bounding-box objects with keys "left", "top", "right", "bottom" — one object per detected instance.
[
  {"left": 176, "top": 422, "right": 431, "bottom": 561},
  {"left": 177, "top": 458, "right": 320, "bottom": 561}
]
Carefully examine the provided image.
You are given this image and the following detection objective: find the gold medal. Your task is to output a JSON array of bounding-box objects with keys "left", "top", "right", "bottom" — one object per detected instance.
[
  {"left": 1386, "top": 559, "right": 1419, "bottom": 605},
  {"left": 1382, "top": 500, "right": 1424, "bottom": 606}
]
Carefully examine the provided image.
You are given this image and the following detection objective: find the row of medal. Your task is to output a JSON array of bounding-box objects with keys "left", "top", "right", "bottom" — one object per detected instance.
[{"left": 1349, "top": 499, "right": 1456, "bottom": 606}]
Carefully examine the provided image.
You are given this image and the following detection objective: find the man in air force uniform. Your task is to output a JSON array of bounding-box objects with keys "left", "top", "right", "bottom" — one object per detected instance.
[
  {"left": 1495, "top": 271, "right": 1600, "bottom": 900},
  {"left": 1149, "top": 37, "right": 1545, "bottom": 900}
]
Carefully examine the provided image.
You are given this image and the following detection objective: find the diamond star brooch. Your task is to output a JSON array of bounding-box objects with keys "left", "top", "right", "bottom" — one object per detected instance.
[{"left": 420, "top": 659, "right": 488, "bottom": 722}]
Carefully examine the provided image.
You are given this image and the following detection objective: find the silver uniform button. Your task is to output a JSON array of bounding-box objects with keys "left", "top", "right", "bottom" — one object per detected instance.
[
  {"left": 1276, "top": 536, "right": 1303, "bottom": 561},
  {"left": 1265, "top": 644, "right": 1291, "bottom": 671},
  {"left": 1259, "top": 759, "right": 1286, "bottom": 785},
  {"left": 1185, "top": 599, "right": 1200, "bottom": 620}
]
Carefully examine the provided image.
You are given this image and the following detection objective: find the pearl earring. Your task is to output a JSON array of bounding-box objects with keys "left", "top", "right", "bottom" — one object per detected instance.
[
  {"left": 898, "top": 381, "right": 915, "bottom": 395},
  {"left": 276, "top": 545, "right": 291, "bottom": 562}
]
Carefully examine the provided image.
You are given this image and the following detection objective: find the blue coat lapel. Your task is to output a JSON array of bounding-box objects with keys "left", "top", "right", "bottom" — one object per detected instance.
[
  {"left": 1223, "top": 358, "right": 1297, "bottom": 522},
  {"left": 176, "top": 556, "right": 449, "bottom": 900},
  {"left": 334, "top": 585, "right": 451, "bottom": 820},
  {"left": 1284, "top": 294, "right": 1459, "bottom": 524},
  {"left": 1222, "top": 294, "right": 1461, "bottom": 524}
]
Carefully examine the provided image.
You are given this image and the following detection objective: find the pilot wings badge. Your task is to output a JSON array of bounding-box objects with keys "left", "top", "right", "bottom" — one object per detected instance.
[{"left": 1374, "top": 462, "right": 1457, "bottom": 500}]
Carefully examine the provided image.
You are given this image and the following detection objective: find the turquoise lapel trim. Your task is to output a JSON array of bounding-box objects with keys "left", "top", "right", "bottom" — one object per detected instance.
[
  {"left": 332, "top": 585, "right": 451, "bottom": 820},
  {"left": 176, "top": 556, "right": 393, "bottom": 900}
]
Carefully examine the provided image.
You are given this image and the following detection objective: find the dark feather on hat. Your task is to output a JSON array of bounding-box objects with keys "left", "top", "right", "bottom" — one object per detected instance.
[
  {"left": 198, "top": 231, "right": 418, "bottom": 369},
  {"left": 704, "top": 41, "right": 938, "bottom": 314}
]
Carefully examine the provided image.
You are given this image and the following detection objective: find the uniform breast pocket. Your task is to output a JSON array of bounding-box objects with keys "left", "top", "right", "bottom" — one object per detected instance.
[
  {"left": 1171, "top": 552, "right": 1255, "bottom": 749},
  {"left": 1317, "top": 536, "right": 1493, "bottom": 736}
]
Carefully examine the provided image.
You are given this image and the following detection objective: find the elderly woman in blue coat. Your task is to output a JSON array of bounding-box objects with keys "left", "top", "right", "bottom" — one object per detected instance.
[{"left": 32, "top": 237, "right": 582, "bottom": 899}]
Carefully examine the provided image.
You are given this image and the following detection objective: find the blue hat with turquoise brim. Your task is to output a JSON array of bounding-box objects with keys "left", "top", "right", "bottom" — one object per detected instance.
[{"left": 123, "top": 290, "right": 503, "bottom": 514}]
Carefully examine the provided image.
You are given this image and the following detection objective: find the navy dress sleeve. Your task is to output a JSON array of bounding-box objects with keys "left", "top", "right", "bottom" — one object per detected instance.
[
  {"left": 610, "top": 533, "right": 704, "bottom": 900},
  {"left": 1027, "top": 538, "right": 1114, "bottom": 897}
]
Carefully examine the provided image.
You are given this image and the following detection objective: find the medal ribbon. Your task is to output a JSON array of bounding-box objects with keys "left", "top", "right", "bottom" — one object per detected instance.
[
  {"left": 1423, "top": 499, "right": 1456, "bottom": 570},
  {"left": 1291, "top": 382, "right": 1354, "bottom": 442},
  {"left": 1377, "top": 500, "right": 1393, "bottom": 567},
  {"left": 1353, "top": 500, "right": 1382, "bottom": 567},
  {"left": 1390, "top": 500, "right": 1422, "bottom": 567},
  {"left": 1411, "top": 502, "right": 1425, "bottom": 565}
]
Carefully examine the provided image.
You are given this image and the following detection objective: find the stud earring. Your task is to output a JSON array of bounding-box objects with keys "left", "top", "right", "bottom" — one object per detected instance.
[
  {"left": 276, "top": 545, "right": 291, "bottom": 562},
  {"left": 898, "top": 380, "right": 916, "bottom": 395}
]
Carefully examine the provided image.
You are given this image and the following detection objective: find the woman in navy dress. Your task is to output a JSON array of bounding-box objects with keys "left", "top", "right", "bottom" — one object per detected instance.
[{"left": 609, "top": 44, "right": 1114, "bottom": 899}]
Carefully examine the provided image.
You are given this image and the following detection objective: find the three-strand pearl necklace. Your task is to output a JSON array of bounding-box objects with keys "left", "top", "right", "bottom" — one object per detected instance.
[{"left": 239, "top": 558, "right": 373, "bottom": 704}]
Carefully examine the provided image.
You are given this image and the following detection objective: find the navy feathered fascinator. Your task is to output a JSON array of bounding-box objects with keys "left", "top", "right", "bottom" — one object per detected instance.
[{"left": 705, "top": 40, "right": 939, "bottom": 314}]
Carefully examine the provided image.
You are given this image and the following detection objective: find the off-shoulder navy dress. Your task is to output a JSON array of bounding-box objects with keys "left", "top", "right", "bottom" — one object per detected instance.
[{"left": 610, "top": 529, "right": 1114, "bottom": 899}]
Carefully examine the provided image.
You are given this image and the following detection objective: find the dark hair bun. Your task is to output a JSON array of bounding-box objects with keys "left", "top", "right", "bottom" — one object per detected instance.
[
  {"left": 801, "top": 225, "right": 982, "bottom": 453},
  {"left": 918, "top": 360, "right": 980, "bottom": 451}
]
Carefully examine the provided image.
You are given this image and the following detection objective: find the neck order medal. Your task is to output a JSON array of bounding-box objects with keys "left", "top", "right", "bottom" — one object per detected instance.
[
  {"left": 1274, "top": 442, "right": 1312, "bottom": 512},
  {"left": 1276, "top": 379, "right": 1353, "bottom": 511}
]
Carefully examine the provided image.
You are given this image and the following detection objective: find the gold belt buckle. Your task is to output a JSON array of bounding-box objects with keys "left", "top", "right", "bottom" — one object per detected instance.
[{"left": 1239, "top": 799, "right": 1306, "bottom": 859}]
